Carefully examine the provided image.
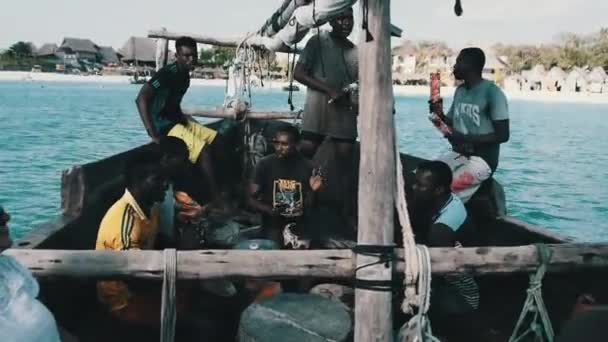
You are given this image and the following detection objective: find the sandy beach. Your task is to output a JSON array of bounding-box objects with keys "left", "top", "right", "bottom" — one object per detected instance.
[{"left": 2, "top": 71, "right": 608, "bottom": 104}]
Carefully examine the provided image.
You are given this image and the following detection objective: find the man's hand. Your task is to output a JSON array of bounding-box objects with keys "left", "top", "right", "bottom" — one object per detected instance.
[
  {"left": 447, "top": 131, "right": 467, "bottom": 145},
  {"left": 310, "top": 167, "right": 326, "bottom": 192},
  {"left": 309, "top": 175, "right": 324, "bottom": 192},
  {"left": 328, "top": 88, "right": 347, "bottom": 103},
  {"left": 447, "top": 131, "right": 473, "bottom": 155},
  {"left": 429, "top": 99, "right": 444, "bottom": 117}
]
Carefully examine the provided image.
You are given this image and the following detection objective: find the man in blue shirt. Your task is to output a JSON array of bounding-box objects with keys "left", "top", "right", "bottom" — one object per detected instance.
[
  {"left": 411, "top": 161, "right": 480, "bottom": 341},
  {"left": 430, "top": 47, "right": 510, "bottom": 203}
]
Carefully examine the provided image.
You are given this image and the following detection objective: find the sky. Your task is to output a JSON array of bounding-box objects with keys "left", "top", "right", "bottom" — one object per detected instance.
[{"left": 1, "top": 0, "right": 607, "bottom": 50}]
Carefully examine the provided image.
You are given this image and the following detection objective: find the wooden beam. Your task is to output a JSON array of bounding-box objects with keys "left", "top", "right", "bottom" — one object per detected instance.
[
  {"left": 148, "top": 25, "right": 400, "bottom": 53},
  {"left": 183, "top": 107, "right": 301, "bottom": 120},
  {"left": 147, "top": 30, "right": 298, "bottom": 53},
  {"left": 355, "top": 0, "right": 395, "bottom": 341},
  {"left": 5, "top": 244, "right": 608, "bottom": 280}
]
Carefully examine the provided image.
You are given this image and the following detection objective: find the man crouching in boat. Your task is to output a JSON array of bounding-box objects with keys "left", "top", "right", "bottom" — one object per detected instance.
[
  {"left": 247, "top": 125, "right": 323, "bottom": 249},
  {"left": 410, "top": 161, "right": 481, "bottom": 340},
  {"left": 430, "top": 47, "right": 510, "bottom": 203},
  {"left": 95, "top": 154, "right": 181, "bottom": 325},
  {"left": 135, "top": 36, "right": 223, "bottom": 208}
]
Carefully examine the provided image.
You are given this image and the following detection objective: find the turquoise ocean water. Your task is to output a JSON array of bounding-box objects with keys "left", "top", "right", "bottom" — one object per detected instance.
[{"left": 0, "top": 81, "right": 606, "bottom": 241}]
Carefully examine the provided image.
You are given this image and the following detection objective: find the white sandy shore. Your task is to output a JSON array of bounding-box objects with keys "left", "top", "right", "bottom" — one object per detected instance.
[{"left": 2, "top": 71, "right": 608, "bottom": 104}]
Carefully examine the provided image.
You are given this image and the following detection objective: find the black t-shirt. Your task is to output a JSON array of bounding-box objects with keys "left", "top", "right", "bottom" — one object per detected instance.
[
  {"left": 147, "top": 62, "right": 190, "bottom": 134},
  {"left": 253, "top": 154, "right": 313, "bottom": 218}
]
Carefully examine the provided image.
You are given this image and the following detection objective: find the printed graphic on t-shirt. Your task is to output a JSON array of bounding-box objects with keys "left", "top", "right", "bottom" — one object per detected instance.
[
  {"left": 455, "top": 103, "right": 481, "bottom": 127},
  {"left": 273, "top": 179, "right": 303, "bottom": 217}
]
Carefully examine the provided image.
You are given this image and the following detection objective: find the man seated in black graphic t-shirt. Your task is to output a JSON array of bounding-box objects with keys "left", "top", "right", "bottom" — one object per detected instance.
[{"left": 247, "top": 125, "right": 323, "bottom": 248}]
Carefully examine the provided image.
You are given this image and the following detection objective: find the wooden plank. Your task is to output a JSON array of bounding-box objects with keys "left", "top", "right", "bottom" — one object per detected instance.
[
  {"left": 4, "top": 244, "right": 608, "bottom": 279},
  {"left": 4, "top": 249, "right": 352, "bottom": 280},
  {"left": 183, "top": 107, "right": 301, "bottom": 120},
  {"left": 354, "top": 0, "right": 396, "bottom": 340},
  {"left": 147, "top": 30, "right": 298, "bottom": 53}
]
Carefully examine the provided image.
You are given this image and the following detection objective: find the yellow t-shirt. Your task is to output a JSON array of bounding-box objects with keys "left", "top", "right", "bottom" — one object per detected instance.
[
  {"left": 95, "top": 189, "right": 160, "bottom": 312},
  {"left": 167, "top": 119, "right": 217, "bottom": 164}
]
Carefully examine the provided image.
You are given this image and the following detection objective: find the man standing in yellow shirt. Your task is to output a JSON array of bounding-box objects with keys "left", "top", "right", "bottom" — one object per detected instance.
[{"left": 95, "top": 155, "right": 177, "bottom": 325}]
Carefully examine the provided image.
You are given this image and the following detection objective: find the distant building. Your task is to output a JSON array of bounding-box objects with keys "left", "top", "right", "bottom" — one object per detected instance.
[
  {"left": 482, "top": 53, "right": 508, "bottom": 85},
  {"left": 565, "top": 68, "right": 588, "bottom": 93},
  {"left": 504, "top": 75, "right": 523, "bottom": 92},
  {"left": 98, "top": 46, "right": 119, "bottom": 65},
  {"left": 587, "top": 67, "right": 607, "bottom": 93},
  {"left": 36, "top": 43, "right": 58, "bottom": 58},
  {"left": 57, "top": 38, "right": 99, "bottom": 62},
  {"left": 391, "top": 42, "right": 417, "bottom": 80},
  {"left": 543, "top": 66, "right": 566, "bottom": 91},
  {"left": 119, "top": 37, "right": 158, "bottom": 67}
]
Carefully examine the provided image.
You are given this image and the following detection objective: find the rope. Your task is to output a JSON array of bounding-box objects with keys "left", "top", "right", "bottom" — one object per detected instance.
[
  {"left": 362, "top": 0, "right": 373, "bottom": 42},
  {"left": 224, "top": 33, "right": 256, "bottom": 117},
  {"left": 508, "top": 244, "right": 555, "bottom": 342},
  {"left": 394, "top": 122, "right": 439, "bottom": 341},
  {"left": 160, "top": 248, "right": 177, "bottom": 342},
  {"left": 287, "top": 20, "right": 298, "bottom": 111},
  {"left": 353, "top": 244, "right": 395, "bottom": 292},
  {"left": 394, "top": 125, "right": 420, "bottom": 315},
  {"left": 397, "top": 246, "right": 441, "bottom": 342}
]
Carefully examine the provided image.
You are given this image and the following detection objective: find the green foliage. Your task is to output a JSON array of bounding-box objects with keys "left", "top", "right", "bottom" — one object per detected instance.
[
  {"left": 590, "top": 28, "right": 608, "bottom": 69},
  {"left": 9, "top": 41, "right": 34, "bottom": 58},
  {"left": 198, "top": 46, "right": 236, "bottom": 67},
  {"left": 494, "top": 29, "right": 608, "bottom": 72}
]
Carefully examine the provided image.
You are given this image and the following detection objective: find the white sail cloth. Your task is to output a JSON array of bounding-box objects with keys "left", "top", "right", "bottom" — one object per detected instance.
[{"left": 248, "top": 0, "right": 358, "bottom": 51}]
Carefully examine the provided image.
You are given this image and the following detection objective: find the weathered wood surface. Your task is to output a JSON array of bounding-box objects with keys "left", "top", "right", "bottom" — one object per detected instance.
[
  {"left": 354, "top": 0, "right": 396, "bottom": 341},
  {"left": 148, "top": 30, "right": 298, "bottom": 53},
  {"left": 182, "top": 107, "right": 301, "bottom": 120},
  {"left": 4, "top": 244, "right": 608, "bottom": 279},
  {"left": 60, "top": 166, "right": 85, "bottom": 217},
  {"left": 148, "top": 26, "right": 401, "bottom": 52}
]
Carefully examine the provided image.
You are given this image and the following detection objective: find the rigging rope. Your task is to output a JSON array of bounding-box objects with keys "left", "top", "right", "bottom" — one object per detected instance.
[
  {"left": 508, "top": 244, "right": 555, "bottom": 342},
  {"left": 394, "top": 123, "right": 439, "bottom": 341},
  {"left": 160, "top": 248, "right": 177, "bottom": 342},
  {"left": 287, "top": 20, "right": 299, "bottom": 112},
  {"left": 397, "top": 246, "right": 441, "bottom": 342},
  {"left": 394, "top": 125, "right": 420, "bottom": 315}
]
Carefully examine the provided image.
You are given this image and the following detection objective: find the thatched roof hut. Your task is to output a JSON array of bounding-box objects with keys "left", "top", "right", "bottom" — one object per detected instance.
[
  {"left": 565, "top": 68, "right": 588, "bottom": 92},
  {"left": 119, "top": 37, "right": 157, "bottom": 64},
  {"left": 587, "top": 67, "right": 607, "bottom": 84},
  {"left": 36, "top": 43, "right": 58, "bottom": 58},
  {"left": 98, "top": 46, "right": 119, "bottom": 65},
  {"left": 543, "top": 66, "right": 566, "bottom": 91},
  {"left": 57, "top": 38, "right": 99, "bottom": 61}
]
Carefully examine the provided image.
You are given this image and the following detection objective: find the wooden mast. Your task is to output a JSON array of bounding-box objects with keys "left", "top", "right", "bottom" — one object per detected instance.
[{"left": 354, "top": 0, "right": 395, "bottom": 341}]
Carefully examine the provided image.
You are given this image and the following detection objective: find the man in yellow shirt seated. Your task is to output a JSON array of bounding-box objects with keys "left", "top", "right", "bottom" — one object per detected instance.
[{"left": 95, "top": 154, "right": 183, "bottom": 325}]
